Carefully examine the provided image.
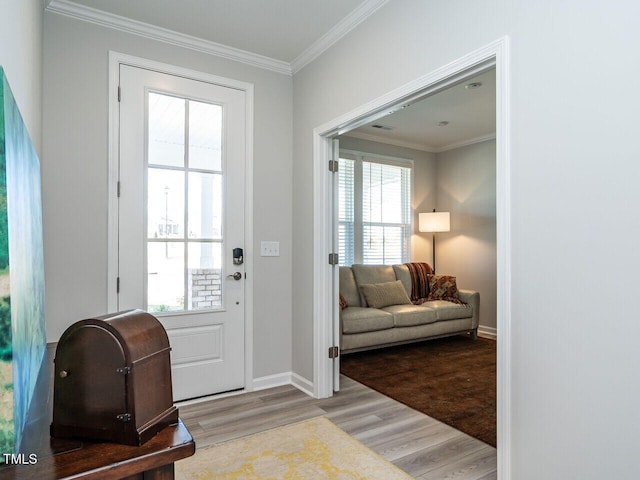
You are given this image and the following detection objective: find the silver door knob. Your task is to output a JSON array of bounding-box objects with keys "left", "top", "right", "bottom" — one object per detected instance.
[{"left": 227, "top": 272, "right": 242, "bottom": 280}]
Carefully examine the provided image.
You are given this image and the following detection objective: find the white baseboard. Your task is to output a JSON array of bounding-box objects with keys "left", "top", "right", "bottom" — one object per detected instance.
[
  {"left": 252, "top": 372, "right": 292, "bottom": 391},
  {"left": 478, "top": 325, "right": 497, "bottom": 340},
  {"left": 253, "top": 371, "right": 315, "bottom": 398},
  {"left": 177, "top": 372, "right": 314, "bottom": 407},
  {"left": 291, "top": 372, "right": 315, "bottom": 397}
]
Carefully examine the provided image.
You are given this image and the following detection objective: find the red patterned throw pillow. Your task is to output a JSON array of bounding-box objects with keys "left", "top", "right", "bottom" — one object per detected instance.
[{"left": 426, "top": 275, "right": 464, "bottom": 304}]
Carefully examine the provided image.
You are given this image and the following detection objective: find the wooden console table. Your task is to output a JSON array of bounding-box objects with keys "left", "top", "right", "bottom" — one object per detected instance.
[{"left": 0, "top": 344, "right": 195, "bottom": 479}]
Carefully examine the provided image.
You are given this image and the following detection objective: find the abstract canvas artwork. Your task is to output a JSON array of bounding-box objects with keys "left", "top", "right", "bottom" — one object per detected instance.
[{"left": 0, "top": 67, "right": 47, "bottom": 460}]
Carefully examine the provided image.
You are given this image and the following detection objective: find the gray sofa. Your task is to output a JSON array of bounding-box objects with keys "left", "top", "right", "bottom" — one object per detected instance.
[{"left": 340, "top": 264, "right": 479, "bottom": 353}]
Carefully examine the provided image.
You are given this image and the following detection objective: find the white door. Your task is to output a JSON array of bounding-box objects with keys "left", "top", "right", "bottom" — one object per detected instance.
[{"left": 117, "top": 64, "right": 246, "bottom": 401}]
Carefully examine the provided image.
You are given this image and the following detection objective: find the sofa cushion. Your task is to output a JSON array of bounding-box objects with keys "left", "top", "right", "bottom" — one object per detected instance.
[
  {"left": 351, "top": 264, "right": 396, "bottom": 306},
  {"left": 426, "top": 274, "right": 463, "bottom": 304},
  {"left": 392, "top": 264, "right": 413, "bottom": 299},
  {"left": 382, "top": 304, "right": 437, "bottom": 327},
  {"left": 359, "top": 280, "right": 412, "bottom": 309},
  {"left": 341, "top": 307, "right": 394, "bottom": 334},
  {"left": 425, "top": 300, "right": 474, "bottom": 321},
  {"left": 339, "top": 267, "right": 361, "bottom": 307}
]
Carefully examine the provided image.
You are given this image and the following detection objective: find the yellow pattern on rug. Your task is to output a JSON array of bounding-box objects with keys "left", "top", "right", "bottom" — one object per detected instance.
[{"left": 175, "top": 416, "right": 414, "bottom": 480}]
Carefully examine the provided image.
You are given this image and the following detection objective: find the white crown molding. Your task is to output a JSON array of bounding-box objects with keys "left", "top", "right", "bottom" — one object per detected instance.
[
  {"left": 343, "top": 131, "right": 497, "bottom": 154},
  {"left": 291, "top": 0, "right": 391, "bottom": 74},
  {"left": 343, "top": 131, "right": 436, "bottom": 153},
  {"left": 46, "top": 0, "right": 292, "bottom": 75},
  {"left": 46, "top": 0, "right": 391, "bottom": 77},
  {"left": 435, "top": 133, "right": 496, "bottom": 153}
]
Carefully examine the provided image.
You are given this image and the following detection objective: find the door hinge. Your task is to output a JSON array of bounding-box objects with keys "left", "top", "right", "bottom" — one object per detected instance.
[
  {"left": 328, "top": 346, "right": 340, "bottom": 359},
  {"left": 116, "top": 277, "right": 120, "bottom": 294},
  {"left": 117, "top": 85, "right": 121, "bottom": 102},
  {"left": 328, "top": 159, "right": 339, "bottom": 172},
  {"left": 117, "top": 181, "right": 121, "bottom": 197},
  {"left": 116, "top": 366, "right": 131, "bottom": 375},
  {"left": 328, "top": 253, "right": 339, "bottom": 265},
  {"left": 116, "top": 413, "right": 132, "bottom": 422}
]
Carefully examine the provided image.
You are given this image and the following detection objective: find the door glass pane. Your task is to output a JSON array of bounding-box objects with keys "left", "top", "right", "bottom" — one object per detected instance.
[
  {"left": 148, "top": 242, "right": 184, "bottom": 312},
  {"left": 148, "top": 93, "right": 185, "bottom": 167},
  {"left": 147, "top": 168, "right": 184, "bottom": 239},
  {"left": 188, "top": 242, "right": 222, "bottom": 310},
  {"left": 189, "top": 100, "right": 222, "bottom": 171},
  {"left": 146, "top": 92, "right": 227, "bottom": 314},
  {"left": 188, "top": 172, "right": 222, "bottom": 239}
]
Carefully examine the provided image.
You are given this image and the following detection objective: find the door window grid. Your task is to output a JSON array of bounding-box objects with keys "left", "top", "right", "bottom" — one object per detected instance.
[
  {"left": 146, "top": 91, "right": 224, "bottom": 313},
  {"left": 339, "top": 153, "right": 412, "bottom": 266}
]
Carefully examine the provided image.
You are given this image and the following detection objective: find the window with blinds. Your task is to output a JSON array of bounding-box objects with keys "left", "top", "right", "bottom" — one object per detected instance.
[
  {"left": 338, "top": 158, "right": 355, "bottom": 266},
  {"left": 339, "top": 152, "right": 412, "bottom": 266}
]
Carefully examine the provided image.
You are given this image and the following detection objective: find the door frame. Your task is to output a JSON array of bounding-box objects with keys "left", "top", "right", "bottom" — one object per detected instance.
[
  {"left": 107, "top": 51, "right": 255, "bottom": 392},
  {"left": 312, "top": 36, "right": 511, "bottom": 478}
]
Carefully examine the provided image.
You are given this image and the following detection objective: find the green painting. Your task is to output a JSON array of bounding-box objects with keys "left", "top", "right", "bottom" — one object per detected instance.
[{"left": 0, "top": 67, "right": 47, "bottom": 459}]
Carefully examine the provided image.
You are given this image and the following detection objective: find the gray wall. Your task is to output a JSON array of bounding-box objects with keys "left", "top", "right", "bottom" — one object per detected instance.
[
  {"left": 0, "top": 0, "right": 44, "bottom": 154},
  {"left": 42, "top": 12, "right": 293, "bottom": 379},
  {"left": 437, "top": 140, "right": 496, "bottom": 332},
  {"left": 293, "top": 0, "right": 640, "bottom": 478}
]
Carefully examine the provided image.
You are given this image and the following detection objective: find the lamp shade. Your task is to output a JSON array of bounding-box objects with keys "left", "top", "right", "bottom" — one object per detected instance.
[{"left": 419, "top": 211, "right": 450, "bottom": 233}]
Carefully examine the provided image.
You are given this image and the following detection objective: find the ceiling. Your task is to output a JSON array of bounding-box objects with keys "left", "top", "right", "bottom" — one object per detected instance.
[
  {"left": 54, "top": 0, "right": 368, "bottom": 63},
  {"left": 344, "top": 69, "right": 496, "bottom": 152},
  {"left": 48, "top": 1, "right": 494, "bottom": 150}
]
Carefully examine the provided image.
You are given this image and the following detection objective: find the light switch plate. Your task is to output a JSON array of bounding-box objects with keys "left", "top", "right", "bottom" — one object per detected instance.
[{"left": 260, "top": 241, "right": 280, "bottom": 257}]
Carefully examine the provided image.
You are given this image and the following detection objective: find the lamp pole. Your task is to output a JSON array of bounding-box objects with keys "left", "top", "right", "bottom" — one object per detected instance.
[{"left": 432, "top": 232, "right": 437, "bottom": 274}]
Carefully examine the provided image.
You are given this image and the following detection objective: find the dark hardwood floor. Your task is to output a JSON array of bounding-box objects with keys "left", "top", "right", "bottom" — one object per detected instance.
[{"left": 341, "top": 335, "right": 497, "bottom": 446}]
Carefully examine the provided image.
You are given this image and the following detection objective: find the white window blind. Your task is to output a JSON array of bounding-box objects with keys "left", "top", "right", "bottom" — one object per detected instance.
[
  {"left": 339, "top": 152, "right": 412, "bottom": 266},
  {"left": 338, "top": 158, "right": 355, "bottom": 266}
]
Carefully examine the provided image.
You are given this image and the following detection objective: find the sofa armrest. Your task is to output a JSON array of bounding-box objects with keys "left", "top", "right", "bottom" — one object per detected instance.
[{"left": 459, "top": 289, "right": 480, "bottom": 329}]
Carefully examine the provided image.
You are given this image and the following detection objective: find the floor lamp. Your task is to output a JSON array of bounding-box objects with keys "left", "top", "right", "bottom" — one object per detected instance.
[{"left": 419, "top": 209, "right": 450, "bottom": 274}]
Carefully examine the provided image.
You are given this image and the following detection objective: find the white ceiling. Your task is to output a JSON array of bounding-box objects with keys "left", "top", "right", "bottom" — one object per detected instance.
[
  {"left": 47, "top": 0, "right": 494, "bottom": 150},
  {"left": 345, "top": 69, "right": 496, "bottom": 152},
  {"left": 55, "top": 0, "right": 368, "bottom": 63}
]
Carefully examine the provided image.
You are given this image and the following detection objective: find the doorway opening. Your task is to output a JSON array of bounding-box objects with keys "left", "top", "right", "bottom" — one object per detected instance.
[
  {"left": 311, "top": 37, "right": 510, "bottom": 475},
  {"left": 337, "top": 65, "right": 497, "bottom": 445}
]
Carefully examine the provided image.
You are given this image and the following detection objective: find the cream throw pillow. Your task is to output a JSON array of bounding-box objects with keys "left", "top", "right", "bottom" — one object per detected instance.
[{"left": 360, "top": 280, "right": 412, "bottom": 308}]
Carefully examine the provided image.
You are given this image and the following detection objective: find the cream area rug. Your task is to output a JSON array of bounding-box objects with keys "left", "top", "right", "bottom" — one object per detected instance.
[{"left": 175, "top": 416, "right": 413, "bottom": 479}]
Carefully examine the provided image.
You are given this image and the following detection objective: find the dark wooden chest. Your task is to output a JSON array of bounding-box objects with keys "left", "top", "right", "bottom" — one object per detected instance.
[{"left": 50, "top": 310, "right": 178, "bottom": 446}]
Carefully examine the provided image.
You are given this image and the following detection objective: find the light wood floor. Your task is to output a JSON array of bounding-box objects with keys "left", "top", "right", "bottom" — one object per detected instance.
[{"left": 179, "top": 375, "right": 496, "bottom": 480}]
